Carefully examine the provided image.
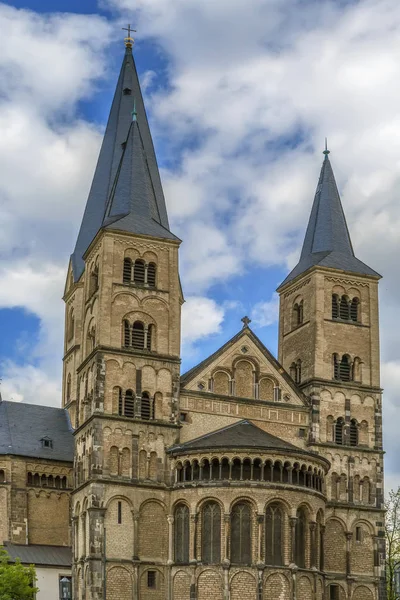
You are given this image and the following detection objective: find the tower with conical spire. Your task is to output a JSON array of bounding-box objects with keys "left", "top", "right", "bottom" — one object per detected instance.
[
  {"left": 63, "top": 37, "right": 183, "bottom": 600},
  {"left": 277, "top": 149, "right": 386, "bottom": 599}
]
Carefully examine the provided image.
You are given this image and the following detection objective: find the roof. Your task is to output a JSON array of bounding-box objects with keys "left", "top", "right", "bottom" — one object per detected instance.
[
  {"left": 4, "top": 543, "right": 71, "bottom": 567},
  {"left": 71, "top": 46, "right": 178, "bottom": 281},
  {"left": 0, "top": 401, "right": 74, "bottom": 462},
  {"left": 168, "top": 419, "right": 300, "bottom": 453},
  {"left": 180, "top": 325, "right": 308, "bottom": 405},
  {"left": 278, "top": 154, "right": 380, "bottom": 288}
]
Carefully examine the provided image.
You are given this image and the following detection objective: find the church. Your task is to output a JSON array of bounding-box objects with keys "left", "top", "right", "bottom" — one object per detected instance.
[{"left": 0, "top": 31, "right": 386, "bottom": 600}]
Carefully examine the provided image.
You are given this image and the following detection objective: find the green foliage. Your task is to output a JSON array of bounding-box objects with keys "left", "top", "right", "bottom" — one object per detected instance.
[
  {"left": 386, "top": 488, "right": 400, "bottom": 600},
  {"left": 0, "top": 548, "right": 38, "bottom": 600}
]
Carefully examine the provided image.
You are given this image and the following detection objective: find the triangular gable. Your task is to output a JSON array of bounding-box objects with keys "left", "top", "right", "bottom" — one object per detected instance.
[{"left": 181, "top": 326, "right": 308, "bottom": 406}]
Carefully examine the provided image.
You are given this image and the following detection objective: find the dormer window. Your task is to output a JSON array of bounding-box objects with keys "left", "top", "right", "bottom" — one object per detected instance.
[
  {"left": 41, "top": 437, "right": 53, "bottom": 449},
  {"left": 123, "top": 87, "right": 132, "bottom": 95}
]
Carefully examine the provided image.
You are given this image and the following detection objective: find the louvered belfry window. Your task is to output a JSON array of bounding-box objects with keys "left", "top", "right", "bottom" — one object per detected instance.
[
  {"left": 124, "top": 390, "right": 135, "bottom": 418},
  {"left": 124, "top": 320, "right": 131, "bottom": 347},
  {"left": 132, "top": 321, "right": 145, "bottom": 349},
  {"left": 350, "top": 298, "right": 359, "bottom": 322},
  {"left": 265, "top": 503, "right": 283, "bottom": 565},
  {"left": 339, "top": 355, "right": 351, "bottom": 381},
  {"left": 350, "top": 419, "right": 358, "bottom": 446},
  {"left": 141, "top": 392, "right": 153, "bottom": 420},
  {"left": 123, "top": 258, "right": 132, "bottom": 283},
  {"left": 147, "top": 263, "right": 156, "bottom": 288},
  {"left": 175, "top": 504, "right": 190, "bottom": 564},
  {"left": 335, "top": 418, "right": 344, "bottom": 445},
  {"left": 332, "top": 295, "right": 339, "bottom": 319},
  {"left": 202, "top": 502, "right": 221, "bottom": 564},
  {"left": 231, "top": 502, "right": 252, "bottom": 565},
  {"left": 339, "top": 296, "right": 350, "bottom": 320},
  {"left": 133, "top": 260, "right": 145, "bottom": 285}
]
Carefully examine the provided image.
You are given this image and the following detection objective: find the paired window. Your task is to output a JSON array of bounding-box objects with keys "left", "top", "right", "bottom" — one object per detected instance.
[
  {"left": 332, "top": 294, "right": 359, "bottom": 322},
  {"left": 290, "top": 360, "right": 302, "bottom": 384},
  {"left": 292, "top": 300, "right": 304, "bottom": 328},
  {"left": 123, "top": 320, "right": 153, "bottom": 351},
  {"left": 334, "top": 417, "right": 359, "bottom": 446},
  {"left": 123, "top": 258, "right": 157, "bottom": 287},
  {"left": 118, "top": 388, "right": 154, "bottom": 420}
]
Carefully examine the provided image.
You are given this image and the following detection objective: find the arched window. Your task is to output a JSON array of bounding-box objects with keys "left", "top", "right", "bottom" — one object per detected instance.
[
  {"left": 332, "top": 294, "right": 339, "bottom": 319},
  {"left": 89, "top": 263, "right": 99, "bottom": 297},
  {"left": 33, "top": 473, "right": 40, "bottom": 486},
  {"left": 147, "top": 263, "right": 157, "bottom": 288},
  {"left": 123, "top": 320, "right": 131, "bottom": 347},
  {"left": 350, "top": 419, "right": 358, "bottom": 446},
  {"left": 174, "top": 504, "right": 189, "bottom": 564},
  {"left": 350, "top": 297, "right": 359, "bottom": 322},
  {"left": 202, "top": 502, "right": 221, "bottom": 564},
  {"left": 265, "top": 503, "right": 283, "bottom": 565},
  {"left": 141, "top": 392, "right": 153, "bottom": 420},
  {"left": 296, "top": 360, "right": 302, "bottom": 384},
  {"left": 339, "top": 355, "right": 351, "bottom": 381},
  {"left": 0, "top": 470, "right": 5, "bottom": 484},
  {"left": 123, "top": 258, "right": 132, "bottom": 284},
  {"left": 133, "top": 260, "right": 145, "bottom": 285},
  {"left": 339, "top": 296, "right": 350, "bottom": 320},
  {"left": 290, "top": 363, "right": 297, "bottom": 381},
  {"left": 293, "top": 302, "right": 303, "bottom": 328},
  {"left": 27, "top": 472, "right": 32, "bottom": 485},
  {"left": 67, "top": 308, "right": 75, "bottom": 342},
  {"left": 122, "top": 390, "right": 135, "bottom": 418},
  {"left": 295, "top": 507, "right": 307, "bottom": 568},
  {"left": 86, "top": 325, "right": 95, "bottom": 355},
  {"left": 147, "top": 324, "right": 153, "bottom": 351},
  {"left": 132, "top": 321, "right": 145, "bottom": 349},
  {"left": 231, "top": 502, "right": 251, "bottom": 565},
  {"left": 66, "top": 374, "right": 71, "bottom": 403},
  {"left": 335, "top": 418, "right": 344, "bottom": 445}
]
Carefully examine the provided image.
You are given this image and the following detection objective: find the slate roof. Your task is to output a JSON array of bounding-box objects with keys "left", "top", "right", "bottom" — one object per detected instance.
[
  {"left": 168, "top": 420, "right": 300, "bottom": 454},
  {"left": 0, "top": 401, "right": 74, "bottom": 462},
  {"left": 180, "top": 325, "right": 308, "bottom": 405},
  {"left": 4, "top": 542, "right": 72, "bottom": 567},
  {"left": 278, "top": 154, "right": 380, "bottom": 289},
  {"left": 71, "top": 46, "right": 179, "bottom": 281}
]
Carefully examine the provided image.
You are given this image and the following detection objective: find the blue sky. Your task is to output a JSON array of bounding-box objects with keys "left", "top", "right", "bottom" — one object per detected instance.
[{"left": 0, "top": 0, "right": 400, "bottom": 487}]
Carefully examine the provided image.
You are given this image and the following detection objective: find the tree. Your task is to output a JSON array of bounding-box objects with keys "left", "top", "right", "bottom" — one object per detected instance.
[
  {"left": 0, "top": 548, "right": 38, "bottom": 600},
  {"left": 386, "top": 488, "right": 400, "bottom": 600}
]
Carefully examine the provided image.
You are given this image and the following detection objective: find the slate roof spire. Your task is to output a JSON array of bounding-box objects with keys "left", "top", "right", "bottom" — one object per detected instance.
[
  {"left": 71, "top": 41, "right": 179, "bottom": 281},
  {"left": 278, "top": 148, "right": 380, "bottom": 288}
]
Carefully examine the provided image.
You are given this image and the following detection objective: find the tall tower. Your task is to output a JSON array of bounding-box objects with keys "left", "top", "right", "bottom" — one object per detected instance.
[
  {"left": 63, "top": 35, "right": 182, "bottom": 600},
  {"left": 277, "top": 150, "right": 386, "bottom": 599}
]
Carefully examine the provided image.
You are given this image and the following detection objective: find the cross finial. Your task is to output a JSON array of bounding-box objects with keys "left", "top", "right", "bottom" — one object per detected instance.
[
  {"left": 323, "top": 137, "right": 330, "bottom": 157},
  {"left": 241, "top": 316, "right": 251, "bottom": 328},
  {"left": 122, "top": 24, "right": 136, "bottom": 49}
]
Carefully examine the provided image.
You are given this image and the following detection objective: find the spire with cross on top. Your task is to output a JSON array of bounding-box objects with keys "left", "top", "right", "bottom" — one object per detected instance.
[{"left": 122, "top": 24, "right": 136, "bottom": 49}]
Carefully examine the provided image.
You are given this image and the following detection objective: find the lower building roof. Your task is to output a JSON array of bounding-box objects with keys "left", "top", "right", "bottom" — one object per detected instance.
[{"left": 3, "top": 543, "right": 72, "bottom": 567}]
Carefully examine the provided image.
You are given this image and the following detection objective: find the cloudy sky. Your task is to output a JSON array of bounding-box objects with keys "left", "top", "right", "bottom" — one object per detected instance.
[{"left": 0, "top": 0, "right": 399, "bottom": 487}]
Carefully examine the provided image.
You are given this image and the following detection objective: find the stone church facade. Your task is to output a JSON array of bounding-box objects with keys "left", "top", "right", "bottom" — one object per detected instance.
[{"left": 62, "top": 35, "right": 386, "bottom": 600}]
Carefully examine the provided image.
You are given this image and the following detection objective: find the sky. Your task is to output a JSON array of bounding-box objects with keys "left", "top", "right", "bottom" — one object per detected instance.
[{"left": 0, "top": 0, "right": 399, "bottom": 488}]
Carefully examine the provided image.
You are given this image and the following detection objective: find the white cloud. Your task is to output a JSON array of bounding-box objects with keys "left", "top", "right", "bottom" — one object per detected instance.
[
  {"left": 181, "top": 296, "right": 224, "bottom": 344},
  {"left": 251, "top": 294, "right": 279, "bottom": 328}
]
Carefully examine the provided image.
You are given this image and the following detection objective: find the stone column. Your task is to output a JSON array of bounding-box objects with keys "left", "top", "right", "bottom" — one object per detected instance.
[
  {"left": 190, "top": 513, "right": 198, "bottom": 563},
  {"left": 132, "top": 513, "right": 139, "bottom": 560},
  {"left": 346, "top": 532, "right": 353, "bottom": 576},
  {"left": 257, "top": 514, "right": 264, "bottom": 564},
  {"left": 223, "top": 513, "right": 230, "bottom": 563},
  {"left": 290, "top": 517, "right": 297, "bottom": 564},
  {"left": 319, "top": 525, "right": 325, "bottom": 571},
  {"left": 167, "top": 515, "right": 174, "bottom": 565},
  {"left": 309, "top": 521, "right": 317, "bottom": 568}
]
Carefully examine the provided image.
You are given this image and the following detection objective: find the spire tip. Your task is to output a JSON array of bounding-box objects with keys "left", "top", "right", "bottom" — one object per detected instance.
[
  {"left": 122, "top": 24, "right": 136, "bottom": 49},
  {"left": 323, "top": 137, "right": 330, "bottom": 157}
]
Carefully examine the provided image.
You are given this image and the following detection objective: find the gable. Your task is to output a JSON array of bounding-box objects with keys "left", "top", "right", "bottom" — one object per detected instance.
[{"left": 181, "top": 327, "right": 307, "bottom": 406}]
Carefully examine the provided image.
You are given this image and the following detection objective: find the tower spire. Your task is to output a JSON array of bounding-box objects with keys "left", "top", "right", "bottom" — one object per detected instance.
[
  {"left": 71, "top": 41, "right": 179, "bottom": 281},
  {"left": 278, "top": 151, "right": 380, "bottom": 288}
]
